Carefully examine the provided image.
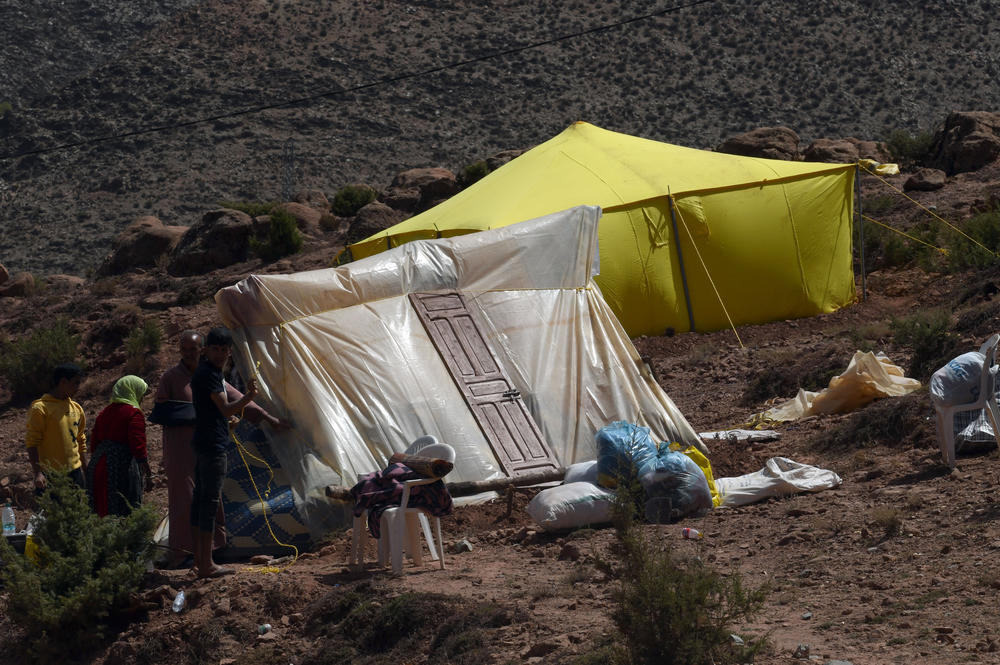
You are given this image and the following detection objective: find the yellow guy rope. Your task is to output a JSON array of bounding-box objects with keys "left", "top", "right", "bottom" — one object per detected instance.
[
  {"left": 670, "top": 198, "right": 744, "bottom": 348},
  {"left": 861, "top": 214, "right": 946, "bottom": 254},
  {"left": 232, "top": 360, "right": 300, "bottom": 574},
  {"left": 860, "top": 164, "right": 998, "bottom": 256}
]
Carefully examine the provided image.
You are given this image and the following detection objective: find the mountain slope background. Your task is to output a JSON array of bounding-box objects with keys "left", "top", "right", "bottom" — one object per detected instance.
[{"left": 1, "top": 0, "right": 999, "bottom": 275}]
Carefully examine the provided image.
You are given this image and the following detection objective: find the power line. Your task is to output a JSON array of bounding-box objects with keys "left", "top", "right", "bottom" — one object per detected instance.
[{"left": 0, "top": 0, "right": 716, "bottom": 162}]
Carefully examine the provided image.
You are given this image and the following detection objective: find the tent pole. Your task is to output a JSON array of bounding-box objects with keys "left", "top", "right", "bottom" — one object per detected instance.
[
  {"left": 668, "top": 194, "right": 696, "bottom": 332},
  {"left": 855, "top": 163, "right": 867, "bottom": 301}
]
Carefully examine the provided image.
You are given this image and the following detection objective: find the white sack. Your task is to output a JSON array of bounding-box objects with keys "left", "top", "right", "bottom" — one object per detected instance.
[
  {"left": 526, "top": 481, "right": 615, "bottom": 531},
  {"left": 929, "top": 351, "right": 984, "bottom": 407},
  {"left": 563, "top": 460, "right": 599, "bottom": 485},
  {"left": 715, "top": 457, "right": 842, "bottom": 507}
]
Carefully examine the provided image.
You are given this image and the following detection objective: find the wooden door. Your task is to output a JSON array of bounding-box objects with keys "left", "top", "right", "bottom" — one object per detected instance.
[{"left": 409, "top": 291, "right": 559, "bottom": 477}]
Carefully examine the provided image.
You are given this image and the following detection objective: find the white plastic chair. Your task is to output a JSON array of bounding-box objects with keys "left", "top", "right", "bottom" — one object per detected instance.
[
  {"left": 934, "top": 333, "right": 1000, "bottom": 468},
  {"left": 348, "top": 436, "right": 454, "bottom": 574},
  {"left": 349, "top": 476, "right": 391, "bottom": 570},
  {"left": 383, "top": 437, "right": 454, "bottom": 574}
]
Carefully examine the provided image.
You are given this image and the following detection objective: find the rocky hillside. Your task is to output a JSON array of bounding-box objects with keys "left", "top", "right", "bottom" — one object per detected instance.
[{"left": 1, "top": 0, "right": 999, "bottom": 275}]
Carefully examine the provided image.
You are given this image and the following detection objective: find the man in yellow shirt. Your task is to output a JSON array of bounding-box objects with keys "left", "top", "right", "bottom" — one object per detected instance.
[{"left": 26, "top": 363, "right": 88, "bottom": 492}]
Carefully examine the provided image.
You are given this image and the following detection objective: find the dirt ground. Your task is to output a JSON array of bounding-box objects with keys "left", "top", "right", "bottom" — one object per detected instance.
[{"left": 3, "top": 169, "right": 1000, "bottom": 664}]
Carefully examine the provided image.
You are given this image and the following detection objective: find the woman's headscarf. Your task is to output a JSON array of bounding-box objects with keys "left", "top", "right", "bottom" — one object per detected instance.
[{"left": 110, "top": 375, "right": 148, "bottom": 409}]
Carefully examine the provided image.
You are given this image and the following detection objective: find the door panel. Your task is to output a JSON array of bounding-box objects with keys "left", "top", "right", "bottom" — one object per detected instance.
[{"left": 410, "top": 292, "right": 559, "bottom": 477}]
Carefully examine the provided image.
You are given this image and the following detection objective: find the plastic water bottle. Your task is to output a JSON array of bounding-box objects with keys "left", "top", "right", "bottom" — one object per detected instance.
[
  {"left": 681, "top": 527, "right": 703, "bottom": 540},
  {"left": 2, "top": 502, "right": 14, "bottom": 536},
  {"left": 171, "top": 590, "right": 186, "bottom": 613}
]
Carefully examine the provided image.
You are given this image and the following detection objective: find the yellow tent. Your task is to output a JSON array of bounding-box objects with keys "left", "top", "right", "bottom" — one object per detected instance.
[{"left": 350, "top": 121, "right": 857, "bottom": 337}]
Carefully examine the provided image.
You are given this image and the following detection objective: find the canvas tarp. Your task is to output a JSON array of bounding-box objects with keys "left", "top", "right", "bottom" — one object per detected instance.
[
  {"left": 215, "top": 205, "right": 702, "bottom": 534},
  {"left": 349, "top": 121, "right": 857, "bottom": 337}
]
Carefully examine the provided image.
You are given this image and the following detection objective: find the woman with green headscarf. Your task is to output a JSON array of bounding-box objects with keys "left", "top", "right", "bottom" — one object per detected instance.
[{"left": 87, "top": 375, "right": 154, "bottom": 516}]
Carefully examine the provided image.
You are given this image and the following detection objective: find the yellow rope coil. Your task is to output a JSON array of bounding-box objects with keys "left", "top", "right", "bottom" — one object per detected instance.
[{"left": 231, "top": 423, "right": 300, "bottom": 574}]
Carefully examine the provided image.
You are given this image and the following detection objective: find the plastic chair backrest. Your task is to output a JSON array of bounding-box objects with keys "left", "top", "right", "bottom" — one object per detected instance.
[
  {"left": 978, "top": 334, "right": 1000, "bottom": 405},
  {"left": 405, "top": 435, "right": 439, "bottom": 455},
  {"left": 416, "top": 442, "right": 456, "bottom": 464}
]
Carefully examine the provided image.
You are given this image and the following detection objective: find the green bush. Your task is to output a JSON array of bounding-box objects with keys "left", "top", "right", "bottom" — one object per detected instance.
[
  {"left": 331, "top": 184, "right": 376, "bottom": 217},
  {"left": 890, "top": 308, "right": 963, "bottom": 380},
  {"left": 885, "top": 128, "right": 935, "bottom": 169},
  {"left": 124, "top": 318, "right": 163, "bottom": 358},
  {"left": 601, "top": 507, "right": 768, "bottom": 665},
  {"left": 251, "top": 208, "right": 303, "bottom": 261},
  {"left": 219, "top": 200, "right": 278, "bottom": 217},
  {"left": 458, "top": 160, "right": 491, "bottom": 188},
  {"left": 123, "top": 317, "right": 163, "bottom": 373},
  {"left": 862, "top": 194, "right": 897, "bottom": 215},
  {"left": 0, "top": 470, "right": 158, "bottom": 663},
  {"left": 0, "top": 319, "right": 79, "bottom": 399},
  {"left": 859, "top": 218, "right": 938, "bottom": 272},
  {"left": 941, "top": 210, "right": 1000, "bottom": 273}
]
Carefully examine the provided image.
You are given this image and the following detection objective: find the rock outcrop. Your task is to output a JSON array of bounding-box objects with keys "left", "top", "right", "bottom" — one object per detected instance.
[
  {"left": 930, "top": 111, "right": 1000, "bottom": 175},
  {"left": 167, "top": 209, "right": 254, "bottom": 277},
  {"left": 803, "top": 138, "right": 891, "bottom": 164},
  {"left": 379, "top": 167, "right": 459, "bottom": 214},
  {"left": 904, "top": 168, "right": 947, "bottom": 192},
  {"left": 716, "top": 126, "right": 800, "bottom": 161},
  {"left": 346, "top": 201, "right": 409, "bottom": 247},
  {"left": 97, "top": 216, "right": 188, "bottom": 276},
  {"left": 0, "top": 271, "right": 34, "bottom": 298}
]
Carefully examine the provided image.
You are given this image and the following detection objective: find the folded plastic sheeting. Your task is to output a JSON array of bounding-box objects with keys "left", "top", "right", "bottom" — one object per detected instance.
[
  {"left": 762, "top": 351, "right": 921, "bottom": 422},
  {"left": 215, "top": 205, "right": 703, "bottom": 536},
  {"left": 715, "top": 457, "right": 842, "bottom": 507}
]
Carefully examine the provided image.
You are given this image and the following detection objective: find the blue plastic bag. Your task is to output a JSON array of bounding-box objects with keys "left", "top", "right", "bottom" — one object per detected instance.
[
  {"left": 640, "top": 451, "right": 713, "bottom": 524},
  {"left": 594, "top": 421, "right": 712, "bottom": 523},
  {"left": 595, "top": 421, "right": 659, "bottom": 487}
]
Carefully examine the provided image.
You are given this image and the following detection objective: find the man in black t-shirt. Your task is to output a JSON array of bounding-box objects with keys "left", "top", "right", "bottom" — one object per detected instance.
[{"left": 189, "top": 327, "right": 258, "bottom": 578}]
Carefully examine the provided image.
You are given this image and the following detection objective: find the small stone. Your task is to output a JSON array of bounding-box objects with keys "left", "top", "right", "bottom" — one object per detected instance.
[
  {"left": 558, "top": 544, "right": 581, "bottom": 561},
  {"left": 522, "top": 641, "right": 560, "bottom": 658},
  {"left": 250, "top": 554, "right": 273, "bottom": 565},
  {"left": 257, "top": 631, "right": 278, "bottom": 641},
  {"left": 451, "top": 539, "right": 474, "bottom": 553},
  {"left": 801, "top": 611, "right": 813, "bottom": 620},
  {"left": 792, "top": 643, "right": 809, "bottom": 658},
  {"left": 213, "top": 597, "right": 231, "bottom": 616}
]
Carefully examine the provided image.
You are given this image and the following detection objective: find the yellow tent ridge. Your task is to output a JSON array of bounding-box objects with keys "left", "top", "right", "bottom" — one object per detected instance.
[{"left": 352, "top": 122, "right": 857, "bottom": 337}]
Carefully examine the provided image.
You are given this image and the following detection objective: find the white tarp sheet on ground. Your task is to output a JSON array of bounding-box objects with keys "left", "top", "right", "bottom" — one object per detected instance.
[
  {"left": 215, "top": 205, "right": 702, "bottom": 535},
  {"left": 715, "top": 457, "right": 843, "bottom": 506},
  {"left": 762, "top": 351, "right": 921, "bottom": 422}
]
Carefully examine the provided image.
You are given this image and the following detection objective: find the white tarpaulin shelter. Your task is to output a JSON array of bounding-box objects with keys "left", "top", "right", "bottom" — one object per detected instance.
[{"left": 215, "top": 205, "right": 702, "bottom": 533}]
